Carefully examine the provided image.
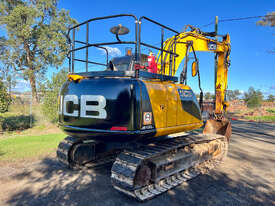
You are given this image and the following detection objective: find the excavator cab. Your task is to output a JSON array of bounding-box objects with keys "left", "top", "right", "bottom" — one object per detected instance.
[{"left": 108, "top": 55, "right": 132, "bottom": 71}]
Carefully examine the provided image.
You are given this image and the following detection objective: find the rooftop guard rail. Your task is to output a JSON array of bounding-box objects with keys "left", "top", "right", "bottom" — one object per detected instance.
[{"left": 67, "top": 14, "right": 180, "bottom": 81}]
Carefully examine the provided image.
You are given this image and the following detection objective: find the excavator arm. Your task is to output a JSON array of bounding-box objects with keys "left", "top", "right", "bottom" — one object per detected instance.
[{"left": 157, "top": 27, "right": 231, "bottom": 115}]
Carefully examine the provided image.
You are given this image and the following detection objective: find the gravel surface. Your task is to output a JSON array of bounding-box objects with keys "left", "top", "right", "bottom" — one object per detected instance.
[{"left": 0, "top": 120, "right": 274, "bottom": 206}]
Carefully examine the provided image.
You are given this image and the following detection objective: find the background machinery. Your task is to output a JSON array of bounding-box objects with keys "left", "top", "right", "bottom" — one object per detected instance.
[{"left": 57, "top": 14, "right": 232, "bottom": 201}]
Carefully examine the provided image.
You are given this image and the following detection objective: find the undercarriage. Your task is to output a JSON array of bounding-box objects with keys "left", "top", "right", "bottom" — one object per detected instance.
[
  {"left": 111, "top": 132, "right": 228, "bottom": 201},
  {"left": 57, "top": 119, "right": 230, "bottom": 201}
]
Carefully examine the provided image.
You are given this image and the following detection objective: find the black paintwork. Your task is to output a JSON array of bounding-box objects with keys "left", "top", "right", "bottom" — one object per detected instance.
[
  {"left": 73, "top": 70, "right": 178, "bottom": 82},
  {"left": 177, "top": 89, "right": 202, "bottom": 120},
  {"left": 137, "top": 71, "right": 178, "bottom": 82},
  {"left": 59, "top": 77, "right": 156, "bottom": 141},
  {"left": 59, "top": 77, "right": 201, "bottom": 142}
]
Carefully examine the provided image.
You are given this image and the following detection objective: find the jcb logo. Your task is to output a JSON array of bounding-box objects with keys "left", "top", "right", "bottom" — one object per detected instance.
[
  {"left": 207, "top": 41, "right": 217, "bottom": 50},
  {"left": 59, "top": 95, "right": 107, "bottom": 119}
]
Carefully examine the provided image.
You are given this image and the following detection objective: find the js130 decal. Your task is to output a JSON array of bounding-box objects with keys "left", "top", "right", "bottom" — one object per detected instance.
[
  {"left": 59, "top": 95, "right": 107, "bottom": 119},
  {"left": 178, "top": 89, "right": 192, "bottom": 99}
]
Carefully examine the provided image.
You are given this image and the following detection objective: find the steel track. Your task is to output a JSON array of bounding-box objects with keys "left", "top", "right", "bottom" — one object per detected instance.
[
  {"left": 56, "top": 134, "right": 228, "bottom": 201},
  {"left": 111, "top": 133, "right": 228, "bottom": 201},
  {"left": 56, "top": 136, "right": 116, "bottom": 169}
]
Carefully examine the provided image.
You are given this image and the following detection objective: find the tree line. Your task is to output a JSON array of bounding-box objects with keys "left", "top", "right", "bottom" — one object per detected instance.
[{"left": 202, "top": 87, "right": 274, "bottom": 108}]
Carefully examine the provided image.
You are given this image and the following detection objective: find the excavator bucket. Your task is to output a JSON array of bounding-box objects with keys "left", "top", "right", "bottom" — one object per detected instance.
[{"left": 203, "top": 118, "right": 232, "bottom": 141}]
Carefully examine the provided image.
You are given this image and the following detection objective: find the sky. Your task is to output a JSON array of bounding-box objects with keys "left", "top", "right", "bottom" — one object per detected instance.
[{"left": 9, "top": 0, "right": 275, "bottom": 95}]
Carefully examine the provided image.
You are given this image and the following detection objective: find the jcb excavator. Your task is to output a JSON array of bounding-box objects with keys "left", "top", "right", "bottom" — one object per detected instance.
[{"left": 57, "top": 14, "right": 232, "bottom": 201}]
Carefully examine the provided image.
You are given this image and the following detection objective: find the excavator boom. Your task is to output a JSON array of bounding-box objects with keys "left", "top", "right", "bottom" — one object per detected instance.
[{"left": 157, "top": 28, "right": 231, "bottom": 114}]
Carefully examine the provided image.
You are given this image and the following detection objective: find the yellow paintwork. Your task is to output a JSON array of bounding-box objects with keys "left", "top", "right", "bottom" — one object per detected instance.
[
  {"left": 157, "top": 30, "right": 231, "bottom": 114},
  {"left": 68, "top": 74, "right": 86, "bottom": 82},
  {"left": 156, "top": 123, "right": 203, "bottom": 137},
  {"left": 215, "top": 52, "right": 229, "bottom": 113},
  {"left": 143, "top": 80, "right": 203, "bottom": 137}
]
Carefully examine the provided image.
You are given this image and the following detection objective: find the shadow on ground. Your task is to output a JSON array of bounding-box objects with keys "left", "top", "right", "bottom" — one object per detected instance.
[
  {"left": 3, "top": 120, "right": 275, "bottom": 206},
  {"left": 5, "top": 158, "right": 275, "bottom": 206},
  {"left": 232, "top": 120, "right": 275, "bottom": 139}
]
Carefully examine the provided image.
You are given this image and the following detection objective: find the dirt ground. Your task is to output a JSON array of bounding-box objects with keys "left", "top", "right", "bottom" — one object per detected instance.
[{"left": 0, "top": 120, "right": 274, "bottom": 206}]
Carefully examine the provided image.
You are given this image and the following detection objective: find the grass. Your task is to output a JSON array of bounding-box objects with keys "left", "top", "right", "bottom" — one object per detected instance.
[
  {"left": 244, "top": 115, "right": 275, "bottom": 122},
  {"left": 0, "top": 133, "right": 66, "bottom": 162},
  {"left": 266, "top": 108, "right": 275, "bottom": 114},
  {"left": 0, "top": 103, "right": 64, "bottom": 163}
]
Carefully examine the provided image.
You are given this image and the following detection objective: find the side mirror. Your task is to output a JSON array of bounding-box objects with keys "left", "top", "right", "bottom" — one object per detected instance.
[{"left": 192, "top": 61, "right": 198, "bottom": 77}]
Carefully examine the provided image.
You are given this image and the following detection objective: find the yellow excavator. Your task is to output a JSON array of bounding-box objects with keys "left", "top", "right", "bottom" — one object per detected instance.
[{"left": 57, "top": 14, "right": 231, "bottom": 201}]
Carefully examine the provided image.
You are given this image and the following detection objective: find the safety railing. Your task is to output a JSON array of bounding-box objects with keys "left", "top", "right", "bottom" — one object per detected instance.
[
  {"left": 67, "top": 14, "right": 138, "bottom": 73},
  {"left": 67, "top": 14, "right": 181, "bottom": 80}
]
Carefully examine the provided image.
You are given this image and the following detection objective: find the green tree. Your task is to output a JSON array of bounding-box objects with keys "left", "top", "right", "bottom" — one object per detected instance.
[
  {"left": 257, "top": 12, "right": 275, "bottom": 26},
  {"left": 0, "top": 0, "right": 76, "bottom": 103},
  {"left": 226, "top": 90, "right": 234, "bottom": 101},
  {"left": 0, "top": 67, "right": 17, "bottom": 95},
  {"left": 226, "top": 89, "right": 241, "bottom": 101},
  {"left": 204, "top": 92, "right": 214, "bottom": 100},
  {"left": 0, "top": 78, "right": 11, "bottom": 113},
  {"left": 257, "top": 12, "right": 275, "bottom": 53},
  {"left": 267, "top": 94, "right": 275, "bottom": 102},
  {"left": 211, "top": 94, "right": 216, "bottom": 100},
  {"left": 244, "top": 87, "right": 263, "bottom": 108},
  {"left": 41, "top": 69, "right": 67, "bottom": 122}
]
